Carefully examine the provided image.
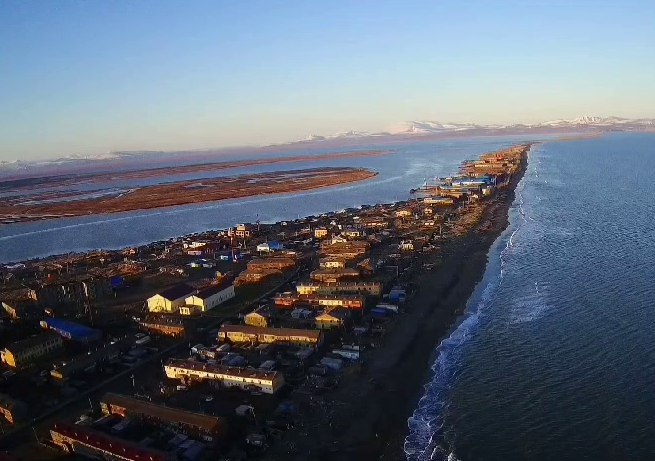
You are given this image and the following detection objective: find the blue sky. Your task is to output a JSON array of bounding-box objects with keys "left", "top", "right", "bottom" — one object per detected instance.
[{"left": 1, "top": 0, "right": 654, "bottom": 160}]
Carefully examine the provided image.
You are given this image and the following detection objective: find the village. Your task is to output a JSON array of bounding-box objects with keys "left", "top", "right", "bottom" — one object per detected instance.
[{"left": 0, "top": 145, "right": 528, "bottom": 460}]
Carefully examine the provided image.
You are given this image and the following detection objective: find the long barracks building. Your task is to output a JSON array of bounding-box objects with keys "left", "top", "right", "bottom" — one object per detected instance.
[
  {"left": 218, "top": 324, "right": 323, "bottom": 347},
  {"left": 274, "top": 293, "right": 366, "bottom": 310},
  {"left": 164, "top": 358, "right": 284, "bottom": 394},
  {"left": 296, "top": 281, "right": 382, "bottom": 297},
  {"left": 100, "top": 393, "right": 224, "bottom": 440}
]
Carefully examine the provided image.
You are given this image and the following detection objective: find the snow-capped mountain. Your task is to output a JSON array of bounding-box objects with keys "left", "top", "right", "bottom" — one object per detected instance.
[
  {"left": 389, "top": 121, "right": 485, "bottom": 134},
  {"left": 3, "top": 116, "right": 653, "bottom": 177},
  {"left": 533, "top": 116, "right": 655, "bottom": 128}
]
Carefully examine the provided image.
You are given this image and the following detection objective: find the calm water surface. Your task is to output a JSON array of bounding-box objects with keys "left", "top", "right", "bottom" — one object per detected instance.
[{"left": 405, "top": 133, "right": 655, "bottom": 460}]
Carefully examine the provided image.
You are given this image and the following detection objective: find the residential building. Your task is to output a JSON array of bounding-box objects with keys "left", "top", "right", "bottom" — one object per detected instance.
[
  {"left": 184, "top": 282, "right": 235, "bottom": 313},
  {"left": 50, "top": 423, "right": 174, "bottom": 461},
  {"left": 256, "top": 241, "right": 284, "bottom": 253},
  {"left": 246, "top": 257, "right": 295, "bottom": 271},
  {"left": 1, "top": 333, "right": 63, "bottom": 369},
  {"left": 342, "top": 227, "right": 364, "bottom": 238},
  {"left": 139, "top": 316, "right": 188, "bottom": 338},
  {"left": 2, "top": 301, "right": 40, "bottom": 322},
  {"left": 423, "top": 196, "right": 455, "bottom": 206},
  {"left": 0, "top": 393, "right": 27, "bottom": 424},
  {"left": 399, "top": 240, "right": 415, "bottom": 251},
  {"left": 147, "top": 283, "right": 195, "bottom": 313},
  {"left": 320, "top": 240, "right": 369, "bottom": 260},
  {"left": 296, "top": 281, "right": 382, "bottom": 297},
  {"left": 100, "top": 393, "right": 224, "bottom": 439},
  {"left": 164, "top": 359, "right": 284, "bottom": 394},
  {"left": 310, "top": 267, "right": 360, "bottom": 283},
  {"left": 314, "top": 227, "right": 329, "bottom": 239},
  {"left": 315, "top": 309, "right": 351, "bottom": 330},
  {"left": 228, "top": 224, "right": 252, "bottom": 239},
  {"left": 218, "top": 324, "right": 322, "bottom": 348},
  {"left": 50, "top": 342, "right": 126, "bottom": 383},
  {"left": 303, "top": 294, "right": 365, "bottom": 310},
  {"left": 244, "top": 307, "right": 270, "bottom": 328},
  {"left": 318, "top": 257, "right": 346, "bottom": 269}
]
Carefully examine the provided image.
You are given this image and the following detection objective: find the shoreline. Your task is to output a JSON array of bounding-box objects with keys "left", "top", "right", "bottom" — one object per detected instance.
[{"left": 268, "top": 146, "right": 529, "bottom": 460}]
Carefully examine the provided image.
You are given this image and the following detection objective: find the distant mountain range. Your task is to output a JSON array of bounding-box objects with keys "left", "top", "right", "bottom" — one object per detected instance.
[
  {"left": 2, "top": 116, "right": 654, "bottom": 177},
  {"left": 283, "top": 116, "right": 655, "bottom": 144}
]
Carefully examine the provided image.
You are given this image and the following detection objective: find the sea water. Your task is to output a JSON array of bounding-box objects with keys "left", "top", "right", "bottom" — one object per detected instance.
[{"left": 405, "top": 133, "right": 655, "bottom": 460}]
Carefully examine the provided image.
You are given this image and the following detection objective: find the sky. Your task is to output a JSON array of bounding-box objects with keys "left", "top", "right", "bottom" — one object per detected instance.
[{"left": 1, "top": 0, "right": 654, "bottom": 161}]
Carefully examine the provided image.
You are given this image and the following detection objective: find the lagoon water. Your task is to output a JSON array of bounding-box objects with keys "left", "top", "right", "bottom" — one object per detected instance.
[
  {"left": 405, "top": 133, "right": 655, "bottom": 460},
  {"left": 0, "top": 136, "right": 532, "bottom": 263}
]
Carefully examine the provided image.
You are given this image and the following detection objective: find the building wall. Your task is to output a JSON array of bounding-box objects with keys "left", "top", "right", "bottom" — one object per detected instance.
[
  {"left": 164, "top": 366, "right": 283, "bottom": 394},
  {"left": 319, "top": 260, "right": 346, "bottom": 269},
  {"left": 244, "top": 313, "right": 268, "bottom": 327},
  {"left": 315, "top": 317, "right": 343, "bottom": 330},
  {"left": 2, "top": 335, "right": 63, "bottom": 368},
  {"left": 221, "top": 329, "right": 321, "bottom": 347},
  {"left": 186, "top": 286, "right": 235, "bottom": 311},
  {"left": 147, "top": 294, "right": 183, "bottom": 313}
]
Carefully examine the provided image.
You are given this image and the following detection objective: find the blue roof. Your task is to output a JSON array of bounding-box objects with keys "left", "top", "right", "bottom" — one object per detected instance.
[{"left": 44, "top": 318, "right": 102, "bottom": 342}]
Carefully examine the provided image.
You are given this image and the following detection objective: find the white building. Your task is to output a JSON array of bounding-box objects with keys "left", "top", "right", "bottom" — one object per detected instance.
[
  {"left": 185, "top": 282, "right": 235, "bottom": 312},
  {"left": 164, "top": 359, "right": 284, "bottom": 394}
]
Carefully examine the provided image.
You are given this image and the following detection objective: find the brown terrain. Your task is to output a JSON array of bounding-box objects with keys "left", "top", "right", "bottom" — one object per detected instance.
[
  {"left": 0, "top": 150, "right": 389, "bottom": 192},
  {"left": 0, "top": 167, "right": 377, "bottom": 223}
]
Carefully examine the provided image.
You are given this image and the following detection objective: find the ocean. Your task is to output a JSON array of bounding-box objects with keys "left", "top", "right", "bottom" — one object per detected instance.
[
  {"left": 0, "top": 135, "right": 537, "bottom": 263},
  {"left": 405, "top": 132, "right": 655, "bottom": 460}
]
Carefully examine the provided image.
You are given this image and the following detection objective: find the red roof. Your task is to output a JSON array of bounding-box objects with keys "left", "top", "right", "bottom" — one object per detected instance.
[{"left": 51, "top": 423, "right": 172, "bottom": 461}]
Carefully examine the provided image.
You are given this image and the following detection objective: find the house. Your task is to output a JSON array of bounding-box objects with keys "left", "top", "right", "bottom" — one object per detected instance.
[
  {"left": 244, "top": 307, "right": 270, "bottom": 328},
  {"left": 329, "top": 235, "right": 348, "bottom": 244},
  {"left": 314, "top": 227, "right": 329, "bottom": 239},
  {"left": 218, "top": 324, "right": 323, "bottom": 348},
  {"left": 147, "top": 283, "right": 195, "bottom": 313},
  {"left": 319, "top": 257, "right": 346, "bottom": 269},
  {"left": 228, "top": 224, "right": 252, "bottom": 239},
  {"left": 184, "top": 282, "right": 235, "bottom": 313},
  {"left": 1, "top": 332, "right": 63, "bottom": 369},
  {"left": 315, "top": 309, "right": 351, "bottom": 330},
  {"left": 256, "top": 241, "right": 284, "bottom": 253},
  {"left": 399, "top": 240, "right": 415, "bottom": 251},
  {"left": 342, "top": 227, "right": 363, "bottom": 239},
  {"left": 0, "top": 393, "right": 28, "bottom": 424},
  {"left": 100, "top": 393, "right": 225, "bottom": 439},
  {"left": 164, "top": 358, "right": 284, "bottom": 394}
]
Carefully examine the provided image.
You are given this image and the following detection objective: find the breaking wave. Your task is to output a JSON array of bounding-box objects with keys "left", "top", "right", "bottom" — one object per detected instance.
[{"left": 404, "top": 151, "right": 535, "bottom": 460}]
